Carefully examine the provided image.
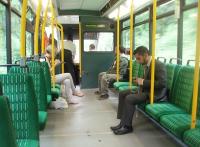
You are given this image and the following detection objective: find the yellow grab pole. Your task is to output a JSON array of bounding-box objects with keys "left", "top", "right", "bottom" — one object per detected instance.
[
  {"left": 50, "top": 3, "right": 55, "bottom": 88},
  {"left": 56, "top": 23, "right": 65, "bottom": 74},
  {"left": 20, "top": 0, "right": 28, "bottom": 58},
  {"left": 129, "top": 0, "right": 134, "bottom": 88},
  {"left": 79, "top": 22, "right": 82, "bottom": 77},
  {"left": 34, "top": 0, "right": 42, "bottom": 56},
  {"left": 41, "top": 0, "right": 50, "bottom": 55},
  {"left": 150, "top": 0, "right": 157, "bottom": 104},
  {"left": 191, "top": 0, "right": 200, "bottom": 129},
  {"left": 116, "top": 8, "right": 120, "bottom": 82}
]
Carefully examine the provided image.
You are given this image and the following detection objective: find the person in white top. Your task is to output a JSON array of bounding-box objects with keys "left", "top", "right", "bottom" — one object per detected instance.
[
  {"left": 45, "top": 44, "right": 84, "bottom": 104},
  {"left": 64, "top": 34, "right": 76, "bottom": 60}
]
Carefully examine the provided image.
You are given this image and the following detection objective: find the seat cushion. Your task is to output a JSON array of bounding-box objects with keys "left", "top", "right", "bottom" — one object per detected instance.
[
  {"left": 145, "top": 103, "right": 186, "bottom": 121},
  {"left": 17, "top": 139, "right": 39, "bottom": 147},
  {"left": 47, "top": 95, "right": 52, "bottom": 105},
  {"left": 160, "top": 114, "right": 200, "bottom": 139},
  {"left": 113, "top": 82, "right": 129, "bottom": 90},
  {"left": 118, "top": 85, "right": 138, "bottom": 92},
  {"left": 183, "top": 128, "right": 200, "bottom": 147},
  {"left": 39, "top": 111, "right": 47, "bottom": 130}
]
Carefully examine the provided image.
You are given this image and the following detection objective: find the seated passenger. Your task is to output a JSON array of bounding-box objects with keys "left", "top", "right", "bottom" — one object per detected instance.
[
  {"left": 95, "top": 46, "right": 128, "bottom": 99},
  {"left": 89, "top": 44, "right": 95, "bottom": 51},
  {"left": 111, "top": 46, "right": 167, "bottom": 135},
  {"left": 45, "top": 44, "right": 84, "bottom": 104}
]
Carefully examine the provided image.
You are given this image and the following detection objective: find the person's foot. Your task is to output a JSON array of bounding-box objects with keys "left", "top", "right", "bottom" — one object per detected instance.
[
  {"left": 94, "top": 91, "right": 101, "bottom": 95},
  {"left": 73, "top": 91, "right": 84, "bottom": 97},
  {"left": 67, "top": 99, "right": 79, "bottom": 104},
  {"left": 98, "top": 94, "right": 109, "bottom": 100},
  {"left": 110, "top": 123, "right": 122, "bottom": 131},
  {"left": 113, "top": 126, "right": 133, "bottom": 135}
]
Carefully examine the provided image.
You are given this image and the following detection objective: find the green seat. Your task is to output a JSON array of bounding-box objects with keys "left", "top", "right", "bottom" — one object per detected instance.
[
  {"left": 0, "top": 96, "right": 18, "bottom": 147},
  {"left": 160, "top": 79, "right": 200, "bottom": 139},
  {"left": 118, "top": 85, "right": 138, "bottom": 91},
  {"left": 0, "top": 74, "right": 39, "bottom": 146},
  {"left": 17, "top": 139, "right": 39, "bottom": 147},
  {"left": 29, "top": 61, "right": 53, "bottom": 104},
  {"left": 160, "top": 114, "right": 200, "bottom": 139},
  {"left": 183, "top": 128, "right": 200, "bottom": 147},
  {"left": 39, "top": 111, "right": 48, "bottom": 130},
  {"left": 113, "top": 60, "right": 140, "bottom": 90},
  {"left": 9, "top": 66, "right": 48, "bottom": 130},
  {"left": 145, "top": 65, "right": 189, "bottom": 121}
]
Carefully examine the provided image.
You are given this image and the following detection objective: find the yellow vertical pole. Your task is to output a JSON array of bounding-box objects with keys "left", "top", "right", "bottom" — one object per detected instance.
[
  {"left": 60, "top": 25, "right": 64, "bottom": 74},
  {"left": 79, "top": 22, "right": 82, "bottom": 77},
  {"left": 50, "top": 3, "right": 55, "bottom": 88},
  {"left": 34, "top": 0, "right": 42, "bottom": 56},
  {"left": 20, "top": 0, "right": 28, "bottom": 58},
  {"left": 191, "top": 0, "right": 200, "bottom": 129},
  {"left": 41, "top": 0, "right": 50, "bottom": 55},
  {"left": 116, "top": 8, "right": 120, "bottom": 82},
  {"left": 56, "top": 23, "right": 65, "bottom": 74},
  {"left": 129, "top": 0, "right": 134, "bottom": 88},
  {"left": 150, "top": 0, "right": 157, "bottom": 104}
]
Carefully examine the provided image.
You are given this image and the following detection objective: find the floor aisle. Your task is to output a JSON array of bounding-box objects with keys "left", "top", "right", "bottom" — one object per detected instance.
[{"left": 40, "top": 89, "right": 180, "bottom": 147}]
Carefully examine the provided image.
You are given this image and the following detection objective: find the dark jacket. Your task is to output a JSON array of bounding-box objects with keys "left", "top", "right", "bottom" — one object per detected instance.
[{"left": 142, "top": 60, "right": 167, "bottom": 101}]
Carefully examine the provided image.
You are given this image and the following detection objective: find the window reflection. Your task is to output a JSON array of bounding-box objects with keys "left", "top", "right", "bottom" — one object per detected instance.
[{"left": 135, "top": 23, "right": 149, "bottom": 49}]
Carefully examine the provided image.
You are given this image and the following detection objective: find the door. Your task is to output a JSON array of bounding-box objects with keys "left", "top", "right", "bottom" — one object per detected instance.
[{"left": 81, "top": 32, "right": 115, "bottom": 89}]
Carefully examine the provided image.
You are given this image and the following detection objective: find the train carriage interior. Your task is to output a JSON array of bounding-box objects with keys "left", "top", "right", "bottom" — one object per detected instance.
[{"left": 0, "top": 0, "right": 200, "bottom": 147}]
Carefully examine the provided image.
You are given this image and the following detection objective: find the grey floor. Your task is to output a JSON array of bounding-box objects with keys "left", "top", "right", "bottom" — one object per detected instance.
[{"left": 40, "top": 89, "right": 180, "bottom": 147}]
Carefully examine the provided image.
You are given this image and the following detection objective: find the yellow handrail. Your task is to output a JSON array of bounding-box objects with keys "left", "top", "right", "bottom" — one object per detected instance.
[
  {"left": 191, "top": 0, "right": 200, "bottom": 129},
  {"left": 20, "top": 0, "right": 28, "bottom": 58},
  {"left": 56, "top": 22, "right": 65, "bottom": 74},
  {"left": 41, "top": 0, "right": 50, "bottom": 55},
  {"left": 150, "top": 0, "right": 157, "bottom": 104},
  {"left": 34, "top": 0, "right": 42, "bottom": 56},
  {"left": 50, "top": 3, "right": 55, "bottom": 88},
  {"left": 79, "top": 22, "right": 82, "bottom": 77},
  {"left": 129, "top": 0, "right": 134, "bottom": 88},
  {"left": 116, "top": 8, "right": 120, "bottom": 82}
]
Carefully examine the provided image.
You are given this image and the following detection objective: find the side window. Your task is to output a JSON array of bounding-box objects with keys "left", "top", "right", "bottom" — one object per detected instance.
[
  {"left": 0, "top": 3, "right": 7, "bottom": 73},
  {"left": 11, "top": 12, "right": 21, "bottom": 63},
  {"left": 84, "top": 32, "right": 114, "bottom": 52}
]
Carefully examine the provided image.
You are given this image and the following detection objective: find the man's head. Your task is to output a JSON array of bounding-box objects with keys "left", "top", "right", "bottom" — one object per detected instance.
[
  {"left": 115, "top": 46, "right": 126, "bottom": 55},
  {"left": 67, "top": 34, "right": 73, "bottom": 41},
  {"left": 133, "top": 46, "right": 150, "bottom": 65}
]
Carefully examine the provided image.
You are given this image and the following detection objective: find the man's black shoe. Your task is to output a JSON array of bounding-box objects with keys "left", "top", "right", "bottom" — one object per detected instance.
[
  {"left": 110, "top": 123, "right": 122, "bottom": 131},
  {"left": 113, "top": 126, "right": 133, "bottom": 135}
]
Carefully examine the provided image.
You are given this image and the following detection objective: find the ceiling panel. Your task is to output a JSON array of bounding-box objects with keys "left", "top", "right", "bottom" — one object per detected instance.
[{"left": 58, "top": 0, "right": 109, "bottom": 11}]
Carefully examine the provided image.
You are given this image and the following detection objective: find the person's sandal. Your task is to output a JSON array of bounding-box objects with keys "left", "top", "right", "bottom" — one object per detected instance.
[{"left": 73, "top": 91, "right": 84, "bottom": 97}]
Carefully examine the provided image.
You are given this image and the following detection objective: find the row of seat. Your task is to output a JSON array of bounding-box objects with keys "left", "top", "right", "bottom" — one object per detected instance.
[
  {"left": 113, "top": 60, "right": 200, "bottom": 146},
  {"left": 0, "top": 61, "right": 61, "bottom": 147}
]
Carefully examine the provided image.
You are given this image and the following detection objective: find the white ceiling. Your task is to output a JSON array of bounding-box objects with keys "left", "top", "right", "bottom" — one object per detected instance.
[{"left": 57, "top": 0, "right": 110, "bottom": 11}]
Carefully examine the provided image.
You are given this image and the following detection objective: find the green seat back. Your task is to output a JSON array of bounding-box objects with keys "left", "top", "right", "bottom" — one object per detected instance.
[
  {"left": 170, "top": 66, "right": 194, "bottom": 113},
  {"left": 138, "top": 64, "right": 144, "bottom": 78},
  {"left": 0, "top": 74, "right": 39, "bottom": 141},
  {"left": 9, "top": 66, "right": 47, "bottom": 111},
  {"left": 0, "top": 96, "right": 17, "bottom": 147},
  {"left": 132, "top": 60, "right": 140, "bottom": 78},
  {"left": 0, "top": 81, "right": 2, "bottom": 95}
]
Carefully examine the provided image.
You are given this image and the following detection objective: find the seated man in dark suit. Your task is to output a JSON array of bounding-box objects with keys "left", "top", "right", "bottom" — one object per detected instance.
[{"left": 111, "top": 46, "right": 167, "bottom": 135}]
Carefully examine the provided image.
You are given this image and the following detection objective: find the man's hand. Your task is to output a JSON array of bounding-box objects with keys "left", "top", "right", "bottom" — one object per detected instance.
[
  {"left": 133, "top": 78, "right": 144, "bottom": 85},
  {"left": 55, "top": 59, "right": 61, "bottom": 66}
]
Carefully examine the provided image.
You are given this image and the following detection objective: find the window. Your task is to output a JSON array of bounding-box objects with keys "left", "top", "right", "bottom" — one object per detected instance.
[
  {"left": 156, "top": 15, "right": 177, "bottom": 59},
  {"left": 157, "top": 0, "right": 175, "bottom": 16},
  {"left": 122, "top": 19, "right": 130, "bottom": 28},
  {"left": 11, "top": 12, "right": 21, "bottom": 63},
  {"left": 11, "top": 0, "right": 21, "bottom": 13},
  {"left": 135, "top": 23, "right": 149, "bottom": 49},
  {"left": 182, "top": 8, "right": 197, "bottom": 65},
  {"left": 185, "top": 0, "right": 197, "bottom": 5},
  {"left": 26, "top": 31, "right": 33, "bottom": 57},
  {"left": 84, "top": 32, "right": 114, "bottom": 52},
  {"left": 73, "top": 40, "right": 79, "bottom": 63},
  {"left": 0, "top": 3, "right": 7, "bottom": 73},
  {"left": 122, "top": 29, "right": 130, "bottom": 48},
  {"left": 27, "top": 9, "right": 34, "bottom": 22},
  {"left": 135, "top": 11, "right": 149, "bottom": 24}
]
